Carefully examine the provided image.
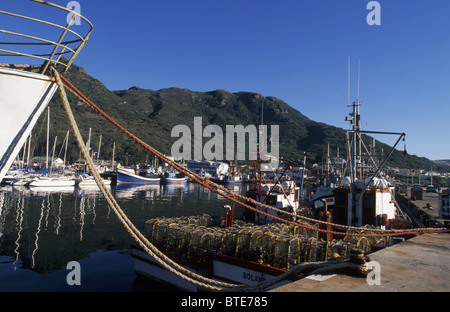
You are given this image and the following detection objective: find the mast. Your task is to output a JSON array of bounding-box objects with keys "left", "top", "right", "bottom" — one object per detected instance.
[
  {"left": 27, "top": 134, "right": 32, "bottom": 170},
  {"left": 349, "top": 97, "right": 361, "bottom": 225},
  {"left": 300, "top": 151, "right": 307, "bottom": 204},
  {"left": 50, "top": 136, "right": 57, "bottom": 174},
  {"left": 46, "top": 107, "right": 50, "bottom": 175},
  {"left": 97, "top": 135, "right": 102, "bottom": 163},
  {"left": 351, "top": 97, "right": 361, "bottom": 181},
  {"left": 347, "top": 58, "right": 362, "bottom": 225},
  {"left": 111, "top": 142, "right": 115, "bottom": 169},
  {"left": 346, "top": 58, "right": 406, "bottom": 226},
  {"left": 63, "top": 130, "right": 69, "bottom": 169},
  {"left": 327, "top": 142, "right": 330, "bottom": 181},
  {"left": 86, "top": 127, "right": 92, "bottom": 158}
]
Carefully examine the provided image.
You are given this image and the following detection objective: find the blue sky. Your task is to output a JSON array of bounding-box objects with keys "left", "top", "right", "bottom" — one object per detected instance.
[{"left": 3, "top": 0, "right": 450, "bottom": 161}]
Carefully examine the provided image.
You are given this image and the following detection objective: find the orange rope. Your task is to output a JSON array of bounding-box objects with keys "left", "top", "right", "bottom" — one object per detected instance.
[{"left": 57, "top": 72, "right": 450, "bottom": 238}]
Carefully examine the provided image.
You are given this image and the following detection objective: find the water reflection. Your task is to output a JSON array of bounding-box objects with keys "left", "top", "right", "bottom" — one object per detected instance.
[{"left": 0, "top": 182, "right": 248, "bottom": 290}]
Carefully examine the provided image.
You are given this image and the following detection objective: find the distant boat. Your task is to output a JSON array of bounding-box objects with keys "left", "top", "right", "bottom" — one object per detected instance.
[
  {"left": 28, "top": 176, "right": 76, "bottom": 188},
  {"left": 11, "top": 175, "right": 38, "bottom": 186},
  {"left": 212, "top": 172, "right": 242, "bottom": 184},
  {"left": 116, "top": 168, "right": 160, "bottom": 184},
  {"left": 223, "top": 174, "right": 242, "bottom": 184},
  {"left": 74, "top": 174, "right": 111, "bottom": 188},
  {"left": 162, "top": 171, "right": 188, "bottom": 183}
]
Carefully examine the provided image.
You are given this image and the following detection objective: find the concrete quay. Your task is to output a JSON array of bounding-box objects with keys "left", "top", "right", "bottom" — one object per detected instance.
[
  {"left": 271, "top": 190, "right": 450, "bottom": 292},
  {"left": 404, "top": 188, "right": 448, "bottom": 226},
  {"left": 270, "top": 232, "right": 450, "bottom": 292}
]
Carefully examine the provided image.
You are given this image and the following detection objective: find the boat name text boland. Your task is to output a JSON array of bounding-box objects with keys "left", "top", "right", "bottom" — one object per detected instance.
[{"left": 243, "top": 271, "right": 267, "bottom": 283}]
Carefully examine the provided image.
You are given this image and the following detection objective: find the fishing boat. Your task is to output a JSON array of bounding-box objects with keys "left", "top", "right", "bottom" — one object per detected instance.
[
  {"left": 305, "top": 94, "right": 411, "bottom": 230},
  {"left": 132, "top": 233, "right": 306, "bottom": 292},
  {"left": 130, "top": 213, "right": 322, "bottom": 292},
  {"left": 116, "top": 168, "right": 160, "bottom": 184},
  {"left": 244, "top": 157, "right": 301, "bottom": 224},
  {"left": 130, "top": 208, "right": 376, "bottom": 292},
  {"left": 130, "top": 146, "right": 371, "bottom": 291},
  {"left": 130, "top": 70, "right": 418, "bottom": 291}
]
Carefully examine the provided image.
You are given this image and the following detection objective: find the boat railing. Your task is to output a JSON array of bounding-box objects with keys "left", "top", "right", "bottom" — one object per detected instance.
[{"left": 0, "top": 0, "right": 93, "bottom": 74}]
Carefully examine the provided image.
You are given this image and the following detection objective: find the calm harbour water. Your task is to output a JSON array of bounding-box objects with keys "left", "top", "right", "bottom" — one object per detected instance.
[{"left": 0, "top": 182, "right": 248, "bottom": 292}]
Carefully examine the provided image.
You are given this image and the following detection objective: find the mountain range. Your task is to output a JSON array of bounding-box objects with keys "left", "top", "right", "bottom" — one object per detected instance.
[{"left": 36, "top": 63, "right": 434, "bottom": 170}]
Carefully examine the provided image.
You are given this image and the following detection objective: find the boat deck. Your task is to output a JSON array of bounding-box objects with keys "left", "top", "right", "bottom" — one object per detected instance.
[{"left": 270, "top": 231, "right": 450, "bottom": 292}]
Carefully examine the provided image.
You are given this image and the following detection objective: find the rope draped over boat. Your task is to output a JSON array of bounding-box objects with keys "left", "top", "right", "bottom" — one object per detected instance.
[
  {"left": 52, "top": 68, "right": 450, "bottom": 291},
  {"left": 228, "top": 248, "right": 371, "bottom": 292},
  {"left": 55, "top": 71, "right": 450, "bottom": 238},
  {"left": 54, "top": 67, "right": 369, "bottom": 292},
  {"left": 52, "top": 66, "right": 236, "bottom": 291}
]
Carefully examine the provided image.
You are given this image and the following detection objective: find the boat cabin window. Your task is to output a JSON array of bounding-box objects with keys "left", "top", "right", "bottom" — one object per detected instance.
[{"left": 266, "top": 195, "right": 277, "bottom": 205}]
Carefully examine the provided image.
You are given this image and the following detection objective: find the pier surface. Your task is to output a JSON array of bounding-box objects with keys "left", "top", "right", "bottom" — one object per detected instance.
[
  {"left": 272, "top": 188, "right": 450, "bottom": 292},
  {"left": 405, "top": 188, "right": 445, "bottom": 225},
  {"left": 271, "top": 232, "right": 450, "bottom": 292}
]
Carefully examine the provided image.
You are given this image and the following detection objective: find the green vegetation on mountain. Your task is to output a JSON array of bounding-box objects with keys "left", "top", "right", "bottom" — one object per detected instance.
[{"left": 35, "top": 64, "right": 435, "bottom": 170}]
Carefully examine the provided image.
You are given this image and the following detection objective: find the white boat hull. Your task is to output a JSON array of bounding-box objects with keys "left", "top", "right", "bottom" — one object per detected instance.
[
  {"left": 78, "top": 180, "right": 111, "bottom": 187},
  {"left": 75, "top": 175, "right": 112, "bottom": 188},
  {"left": 163, "top": 177, "right": 188, "bottom": 183},
  {"left": 28, "top": 177, "right": 76, "bottom": 188},
  {"left": 131, "top": 246, "right": 298, "bottom": 292},
  {"left": 0, "top": 67, "right": 57, "bottom": 183},
  {"left": 131, "top": 247, "right": 208, "bottom": 292}
]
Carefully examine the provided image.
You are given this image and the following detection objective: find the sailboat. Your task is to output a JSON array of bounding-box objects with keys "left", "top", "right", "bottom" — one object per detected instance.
[{"left": 26, "top": 108, "right": 77, "bottom": 188}]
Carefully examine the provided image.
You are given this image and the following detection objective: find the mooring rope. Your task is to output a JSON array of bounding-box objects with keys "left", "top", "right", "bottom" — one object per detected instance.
[
  {"left": 58, "top": 71, "right": 450, "bottom": 238},
  {"left": 225, "top": 249, "right": 370, "bottom": 292},
  {"left": 56, "top": 68, "right": 369, "bottom": 292},
  {"left": 51, "top": 68, "right": 450, "bottom": 292},
  {"left": 52, "top": 67, "right": 239, "bottom": 291}
]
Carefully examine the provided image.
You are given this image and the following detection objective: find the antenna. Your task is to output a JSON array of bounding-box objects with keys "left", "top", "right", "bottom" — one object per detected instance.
[
  {"left": 357, "top": 59, "right": 361, "bottom": 101},
  {"left": 261, "top": 102, "right": 263, "bottom": 126},
  {"left": 348, "top": 56, "right": 350, "bottom": 107}
]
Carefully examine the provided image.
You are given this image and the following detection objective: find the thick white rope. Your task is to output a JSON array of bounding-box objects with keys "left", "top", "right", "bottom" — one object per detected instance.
[{"left": 52, "top": 67, "right": 239, "bottom": 291}]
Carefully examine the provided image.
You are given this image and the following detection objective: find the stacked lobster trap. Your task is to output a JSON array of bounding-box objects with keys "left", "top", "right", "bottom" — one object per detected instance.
[{"left": 143, "top": 214, "right": 385, "bottom": 270}]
